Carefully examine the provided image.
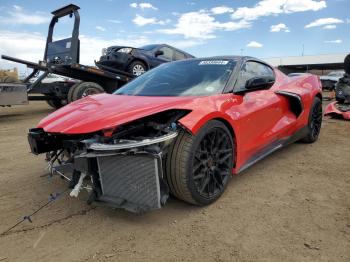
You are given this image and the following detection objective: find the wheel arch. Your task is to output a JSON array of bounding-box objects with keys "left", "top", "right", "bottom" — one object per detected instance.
[
  {"left": 129, "top": 58, "right": 149, "bottom": 70},
  {"left": 315, "top": 92, "right": 322, "bottom": 101},
  {"left": 179, "top": 114, "right": 238, "bottom": 168},
  {"left": 211, "top": 117, "right": 238, "bottom": 168},
  {"left": 71, "top": 81, "right": 104, "bottom": 102}
]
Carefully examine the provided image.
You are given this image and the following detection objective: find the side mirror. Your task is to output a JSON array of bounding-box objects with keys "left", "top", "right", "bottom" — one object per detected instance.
[
  {"left": 245, "top": 76, "right": 275, "bottom": 90},
  {"left": 154, "top": 50, "right": 164, "bottom": 57}
]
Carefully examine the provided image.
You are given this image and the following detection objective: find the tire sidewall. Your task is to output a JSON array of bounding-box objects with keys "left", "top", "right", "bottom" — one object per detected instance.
[
  {"left": 72, "top": 82, "right": 104, "bottom": 101},
  {"left": 67, "top": 82, "right": 81, "bottom": 103},
  {"left": 306, "top": 97, "right": 322, "bottom": 142},
  {"left": 46, "top": 99, "right": 64, "bottom": 109},
  {"left": 185, "top": 120, "right": 234, "bottom": 205}
]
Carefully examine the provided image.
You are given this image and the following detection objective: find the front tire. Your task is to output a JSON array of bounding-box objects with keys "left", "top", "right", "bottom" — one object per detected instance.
[
  {"left": 165, "top": 120, "right": 234, "bottom": 205},
  {"left": 128, "top": 61, "right": 147, "bottom": 76},
  {"left": 300, "top": 97, "right": 322, "bottom": 143}
]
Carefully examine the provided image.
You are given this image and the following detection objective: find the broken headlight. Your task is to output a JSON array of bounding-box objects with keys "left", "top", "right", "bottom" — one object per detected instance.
[{"left": 117, "top": 47, "right": 132, "bottom": 54}]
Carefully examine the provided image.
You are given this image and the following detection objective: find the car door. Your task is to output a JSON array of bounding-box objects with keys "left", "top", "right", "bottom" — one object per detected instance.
[{"left": 231, "top": 60, "right": 286, "bottom": 163}]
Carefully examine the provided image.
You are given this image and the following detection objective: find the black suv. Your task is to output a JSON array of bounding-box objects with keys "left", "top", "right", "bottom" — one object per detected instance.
[{"left": 98, "top": 44, "right": 195, "bottom": 76}]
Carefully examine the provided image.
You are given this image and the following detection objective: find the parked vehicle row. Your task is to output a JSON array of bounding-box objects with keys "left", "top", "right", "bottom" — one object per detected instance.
[
  {"left": 320, "top": 70, "right": 345, "bottom": 91},
  {"left": 325, "top": 54, "right": 350, "bottom": 120},
  {"left": 288, "top": 70, "right": 345, "bottom": 91}
]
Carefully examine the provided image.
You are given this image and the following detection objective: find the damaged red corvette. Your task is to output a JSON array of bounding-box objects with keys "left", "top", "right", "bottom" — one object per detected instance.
[{"left": 28, "top": 56, "right": 323, "bottom": 212}]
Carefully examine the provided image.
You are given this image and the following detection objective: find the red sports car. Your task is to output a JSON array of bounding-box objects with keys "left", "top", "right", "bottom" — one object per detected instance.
[{"left": 28, "top": 56, "right": 323, "bottom": 212}]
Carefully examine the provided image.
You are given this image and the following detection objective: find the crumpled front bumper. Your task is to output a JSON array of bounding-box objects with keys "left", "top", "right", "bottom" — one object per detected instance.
[
  {"left": 28, "top": 128, "right": 177, "bottom": 212},
  {"left": 98, "top": 52, "right": 133, "bottom": 71},
  {"left": 324, "top": 102, "right": 350, "bottom": 120}
]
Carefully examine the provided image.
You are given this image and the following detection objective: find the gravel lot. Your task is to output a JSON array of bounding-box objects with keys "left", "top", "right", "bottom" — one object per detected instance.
[{"left": 0, "top": 101, "right": 349, "bottom": 262}]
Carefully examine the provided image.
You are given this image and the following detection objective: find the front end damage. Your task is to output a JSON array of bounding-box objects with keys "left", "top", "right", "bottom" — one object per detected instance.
[{"left": 28, "top": 110, "right": 190, "bottom": 212}]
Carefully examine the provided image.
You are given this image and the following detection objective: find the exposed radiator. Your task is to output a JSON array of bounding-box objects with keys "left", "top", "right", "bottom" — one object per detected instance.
[{"left": 97, "top": 153, "right": 162, "bottom": 212}]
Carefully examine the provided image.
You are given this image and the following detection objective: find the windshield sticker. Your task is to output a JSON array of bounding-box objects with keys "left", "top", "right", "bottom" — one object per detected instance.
[{"left": 199, "top": 60, "right": 229, "bottom": 65}]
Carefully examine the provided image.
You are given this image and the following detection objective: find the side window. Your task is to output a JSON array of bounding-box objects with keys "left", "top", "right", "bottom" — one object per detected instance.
[
  {"left": 158, "top": 47, "right": 174, "bottom": 61},
  {"left": 173, "top": 50, "right": 186, "bottom": 60},
  {"left": 235, "top": 61, "right": 274, "bottom": 89}
]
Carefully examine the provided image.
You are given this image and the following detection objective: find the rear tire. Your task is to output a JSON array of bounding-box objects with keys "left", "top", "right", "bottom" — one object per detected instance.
[
  {"left": 165, "top": 120, "right": 234, "bottom": 205},
  {"left": 300, "top": 97, "right": 322, "bottom": 143},
  {"left": 67, "top": 82, "right": 81, "bottom": 103},
  {"left": 71, "top": 82, "right": 104, "bottom": 102},
  {"left": 128, "top": 61, "right": 147, "bottom": 76},
  {"left": 46, "top": 99, "right": 65, "bottom": 109}
]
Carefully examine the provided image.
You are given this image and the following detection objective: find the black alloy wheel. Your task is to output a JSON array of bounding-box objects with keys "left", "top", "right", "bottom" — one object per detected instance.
[
  {"left": 193, "top": 128, "right": 233, "bottom": 199},
  {"left": 165, "top": 120, "right": 234, "bottom": 205},
  {"left": 309, "top": 98, "right": 322, "bottom": 140},
  {"left": 300, "top": 97, "right": 322, "bottom": 143}
]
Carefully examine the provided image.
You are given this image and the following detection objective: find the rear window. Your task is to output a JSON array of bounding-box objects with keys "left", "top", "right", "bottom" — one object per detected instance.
[{"left": 174, "top": 51, "right": 186, "bottom": 60}]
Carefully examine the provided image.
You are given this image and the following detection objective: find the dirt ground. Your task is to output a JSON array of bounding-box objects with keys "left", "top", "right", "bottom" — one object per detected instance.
[{"left": 0, "top": 101, "right": 349, "bottom": 262}]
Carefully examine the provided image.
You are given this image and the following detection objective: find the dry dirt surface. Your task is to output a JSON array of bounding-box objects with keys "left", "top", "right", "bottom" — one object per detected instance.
[{"left": 0, "top": 102, "right": 349, "bottom": 262}]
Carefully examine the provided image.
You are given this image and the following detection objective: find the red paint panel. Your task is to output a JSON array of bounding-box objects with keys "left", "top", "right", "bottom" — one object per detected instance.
[{"left": 37, "top": 68, "right": 322, "bottom": 172}]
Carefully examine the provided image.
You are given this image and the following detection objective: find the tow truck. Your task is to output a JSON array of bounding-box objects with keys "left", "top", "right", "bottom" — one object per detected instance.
[{"left": 0, "top": 4, "right": 134, "bottom": 108}]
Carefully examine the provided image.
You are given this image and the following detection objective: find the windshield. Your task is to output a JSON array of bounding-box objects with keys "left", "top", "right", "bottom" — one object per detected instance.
[
  {"left": 115, "top": 59, "right": 237, "bottom": 97},
  {"left": 139, "top": 44, "right": 159, "bottom": 51}
]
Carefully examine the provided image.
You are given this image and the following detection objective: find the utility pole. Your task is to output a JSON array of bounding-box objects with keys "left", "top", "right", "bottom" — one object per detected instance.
[{"left": 302, "top": 44, "right": 304, "bottom": 56}]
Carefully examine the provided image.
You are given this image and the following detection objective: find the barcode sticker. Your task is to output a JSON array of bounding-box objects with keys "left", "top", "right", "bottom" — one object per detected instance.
[{"left": 199, "top": 60, "right": 229, "bottom": 65}]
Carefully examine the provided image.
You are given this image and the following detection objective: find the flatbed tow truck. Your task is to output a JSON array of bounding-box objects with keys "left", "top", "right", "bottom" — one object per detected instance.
[{"left": 0, "top": 4, "right": 134, "bottom": 108}]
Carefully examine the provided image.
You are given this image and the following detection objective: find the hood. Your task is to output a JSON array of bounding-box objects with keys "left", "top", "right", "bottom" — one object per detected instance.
[
  {"left": 107, "top": 46, "right": 134, "bottom": 51},
  {"left": 38, "top": 94, "right": 200, "bottom": 134}
]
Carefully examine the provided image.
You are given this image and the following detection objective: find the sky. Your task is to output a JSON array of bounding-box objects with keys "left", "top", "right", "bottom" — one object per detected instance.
[{"left": 0, "top": 0, "right": 349, "bottom": 72}]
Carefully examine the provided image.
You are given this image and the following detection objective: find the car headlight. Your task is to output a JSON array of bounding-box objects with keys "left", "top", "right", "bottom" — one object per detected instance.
[
  {"left": 102, "top": 48, "right": 107, "bottom": 56},
  {"left": 117, "top": 47, "right": 132, "bottom": 54}
]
